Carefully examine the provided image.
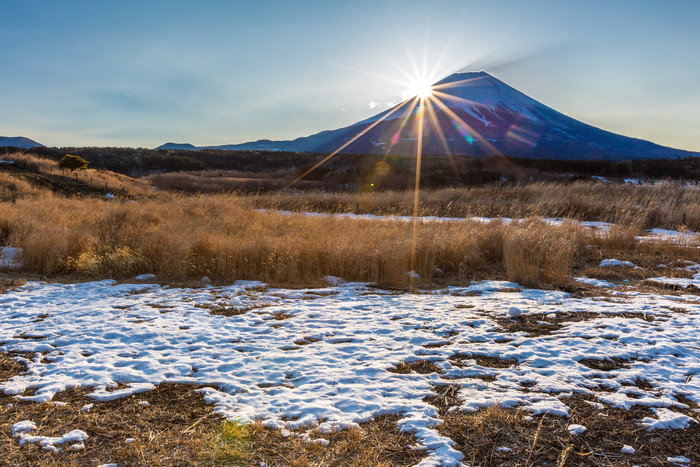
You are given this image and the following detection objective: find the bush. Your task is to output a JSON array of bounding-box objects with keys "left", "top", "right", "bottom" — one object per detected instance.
[{"left": 58, "top": 154, "right": 88, "bottom": 172}]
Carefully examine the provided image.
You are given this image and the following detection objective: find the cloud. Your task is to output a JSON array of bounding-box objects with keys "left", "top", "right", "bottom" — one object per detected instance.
[{"left": 368, "top": 100, "right": 377, "bottom": 109}]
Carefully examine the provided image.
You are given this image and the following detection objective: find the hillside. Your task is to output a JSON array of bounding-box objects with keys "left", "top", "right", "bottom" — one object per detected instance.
[{"left": 0, "top": 153, "right": 148, "bottom": 200}]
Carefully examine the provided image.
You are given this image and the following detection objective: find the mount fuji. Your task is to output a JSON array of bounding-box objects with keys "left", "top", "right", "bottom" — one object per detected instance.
[{"left": 159, "top": 72, "right": 698, "bottom": 160}]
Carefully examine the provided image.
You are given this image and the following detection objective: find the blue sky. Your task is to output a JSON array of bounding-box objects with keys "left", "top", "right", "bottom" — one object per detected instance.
[{"left": 1, "top": 0, "right": 699, "bottom": 150}]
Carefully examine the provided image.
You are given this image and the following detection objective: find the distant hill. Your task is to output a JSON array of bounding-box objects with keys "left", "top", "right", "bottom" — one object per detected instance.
[
  {"left": 0, "top": 136, "right": 44, "bottom": 149},
  {"left": 159, "top": 72, "right": 698, "bottom": 161},
  {"left": 156, "top": 142, "right": 198, "bottom": 150}
]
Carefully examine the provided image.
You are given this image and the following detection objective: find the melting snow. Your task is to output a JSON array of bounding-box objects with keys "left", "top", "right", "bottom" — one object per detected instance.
[
  {"left": 0, "top": 247, "right": 23, "bottom": 269},
  {"left": 135, "top": 274, "right": 156, "bottom": 282},
  {"left": 668, "top": 456, "right": 691, "bottom": 465},
  {"left": 11, "top": 420, "right": 36, "bottom": 436},
  {"left": 12, "top": 425, "right": 89, "bottom": 452},
  {"left": 567, "top": 424, "right": 587, "bottom": 435},
  {"left": 1, "top": 279, "right": 699, "bottom": 465},
  {"left": 575, "top": 276, "right": 615, "bottom": 288},
  {"left": 600, "top": 259, "right": 636, "bottom": 268},
  {"left": 647, "top": 273, "right": 700, "bottom": 289},
  {"left": 621, "top": 444, "right": 635, "bottom": 454},
  {"left": 640, "top": 408, "right": 698, "bottom": 430}
]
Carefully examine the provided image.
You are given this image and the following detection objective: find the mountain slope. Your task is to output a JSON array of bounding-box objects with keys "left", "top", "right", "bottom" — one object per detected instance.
[
  {"left": 158, "top": 72, "right": 698, "bottom": 160},
  {"left": 0, "top": 136, "right": 44, "bottom": 149}
]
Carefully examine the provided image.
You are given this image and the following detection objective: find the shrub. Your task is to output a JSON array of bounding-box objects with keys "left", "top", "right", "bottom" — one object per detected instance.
[{"left": 58, "top": 154, "right": 89, "bottom": 172}]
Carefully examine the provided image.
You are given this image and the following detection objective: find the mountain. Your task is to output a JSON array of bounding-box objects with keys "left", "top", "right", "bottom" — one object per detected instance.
[
  {"left": 156, "top": 142, "right": 199, "bottom": 150},
  {"left": 0, "top": 136, "right": 44, "bottom": 149},
  {"left": 158, "top": 72, "right": 698, "bottom": 160}
]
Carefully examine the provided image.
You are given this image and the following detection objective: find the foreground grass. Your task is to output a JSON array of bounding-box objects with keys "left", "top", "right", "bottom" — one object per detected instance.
[
  {"left": 0, "top": 193, "right": 583, "bottom": 289},
  {"left": 2, "top": 152, "right": 699, "bottom": 290},
  {"left": 2, "top": 192, "right": 699, "bottom": 290}
]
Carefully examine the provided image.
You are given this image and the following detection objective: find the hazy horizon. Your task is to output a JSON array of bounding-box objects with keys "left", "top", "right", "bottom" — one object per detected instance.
[{"left": 2, "top": 0, "right": 699, "bottom": 151}]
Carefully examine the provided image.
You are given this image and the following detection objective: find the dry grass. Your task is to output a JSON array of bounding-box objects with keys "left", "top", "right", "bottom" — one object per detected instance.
[
  {"left": 244, "top": 415, "right": 424, "bottom": 466},
  {"left": 449, "top": 353, "right": 519, "bottom": 369},
  {"left": 147, "top": 168, "right": 304, "bottom": 193},
  {"left": 240, "top": 181, "right": 700, "bottom": 230},
  {"left": 0, "top": 351, "right": 31, "bottom": 382},
  {"left": 503, "top": 220, "right": 583, "bottom": 288},
  {"left": 1, "top": 192, "right": 599, "bottom": 289},
  {"left": 434, "top": 394, "right": 700, "bottom": 466},
  {"left": 2, "top": 189, "right": 698, "bottom": 290},
  {"left": 0, "top": 171, "right": 50, "bottom": 201},
  {"left": 2, "top": 153, "right": 700, "bottom": 290},
  {"left": 388, "top": 360, "right": 443, "bottom": 374}
]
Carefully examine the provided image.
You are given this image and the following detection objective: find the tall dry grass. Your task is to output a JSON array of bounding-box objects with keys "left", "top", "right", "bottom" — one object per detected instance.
[
  {"left": 0, "top": 193, "right": 588, "bottom": 289},
  {"left": 241, "top": 181, "right": 700, "bottom": 230},
  {"left": 0, "top": 172, "right": 52, "bottom": 201},
  {"left": 503, "top": 220, "right": 583, "bottom": 288},
  {"left": 147, "top": 169, "right": 298, "bottom": 193}
]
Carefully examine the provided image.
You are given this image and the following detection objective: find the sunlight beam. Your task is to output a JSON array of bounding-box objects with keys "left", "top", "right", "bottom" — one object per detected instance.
[
  {"left": 431, "top": 90, "right": 496, "bottom": 113},
  {"left": 428, "top": 94, "right": 501, "bottom": 156},
  {"left": 424, "top": 97, "right": 462, "bottom": 181},
  {"left": 431, "top": 75, "right": 488, "bottom": 91},
  {"left": 384, "top": 97, "right": 420, "bottom": 153},
  {"left": 409, "top": 97, "right": 427, "bottom": 293},
  {"left": 288, "top": 99, "right": 414, "bottom": 188}
]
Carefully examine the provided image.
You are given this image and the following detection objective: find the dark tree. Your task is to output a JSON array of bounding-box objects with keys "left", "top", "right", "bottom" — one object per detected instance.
[{"left": 58, "top": 154, "right": 89, "bottom": 172}]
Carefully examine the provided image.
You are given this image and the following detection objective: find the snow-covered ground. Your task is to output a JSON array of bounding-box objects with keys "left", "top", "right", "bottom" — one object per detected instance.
[{"left": 1, "top": 279, "right": 699, "bottom": 465}]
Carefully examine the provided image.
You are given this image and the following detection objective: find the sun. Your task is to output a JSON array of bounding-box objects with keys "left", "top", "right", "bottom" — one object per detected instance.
[{"left": 406, "top": 77, "right": 434, "bottom": 100}]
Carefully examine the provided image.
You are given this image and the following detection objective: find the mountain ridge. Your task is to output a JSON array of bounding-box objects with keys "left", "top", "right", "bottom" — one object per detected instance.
[
  {"left": 0, "top": 136, "right": 44, "bottom": 149},
  {"left": 157, "top": 72, "right": 698, "bottom": 161}
]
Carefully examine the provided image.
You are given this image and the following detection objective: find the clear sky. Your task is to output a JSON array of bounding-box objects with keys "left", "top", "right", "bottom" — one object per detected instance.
[{"left": 1, "top": 0, "right": 699, "bottom": 151}]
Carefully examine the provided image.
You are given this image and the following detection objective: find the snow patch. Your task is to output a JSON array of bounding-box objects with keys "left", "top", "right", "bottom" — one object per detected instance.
[
  {"left": 11, "top": 420, "right": 36, "bottom": 436},
  {"left": 507, "top": 306, "right": 522, "bottom": 318},
  {"left": 668, "top": 456, "right": 691, "bottom": 465},
  {"left": 647, "top": 273, "right": 700, "bottom": 289},
  {"left": 600, "top": 259, "right": 636, "bottom": 268},
  {"left": 0, "top": 247, "right": 23, "bottom": 269},
  {"left": 575, "top": 277, "right": 615, "bottom": 288},
  {"left": 567, "top": 424, "right": 587, "bottom": 435},
  {"left": 13, "top": 426, "right": 89, "bottom": 452},
  {"left": 135, "top": 274, "right": 156, "bottom": 282},
  {"left": 640, "top": 408, "right": 697, "bottom": 430}
]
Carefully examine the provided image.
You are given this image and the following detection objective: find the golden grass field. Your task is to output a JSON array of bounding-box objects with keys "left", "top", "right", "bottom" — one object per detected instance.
[{"left": 2, "top": 152, "right": 699, "bottom": 290}]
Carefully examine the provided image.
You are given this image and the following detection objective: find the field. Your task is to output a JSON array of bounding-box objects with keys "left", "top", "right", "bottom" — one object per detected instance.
[{"left": 1, "top": 152, "right": 699, "bottom": 466}]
